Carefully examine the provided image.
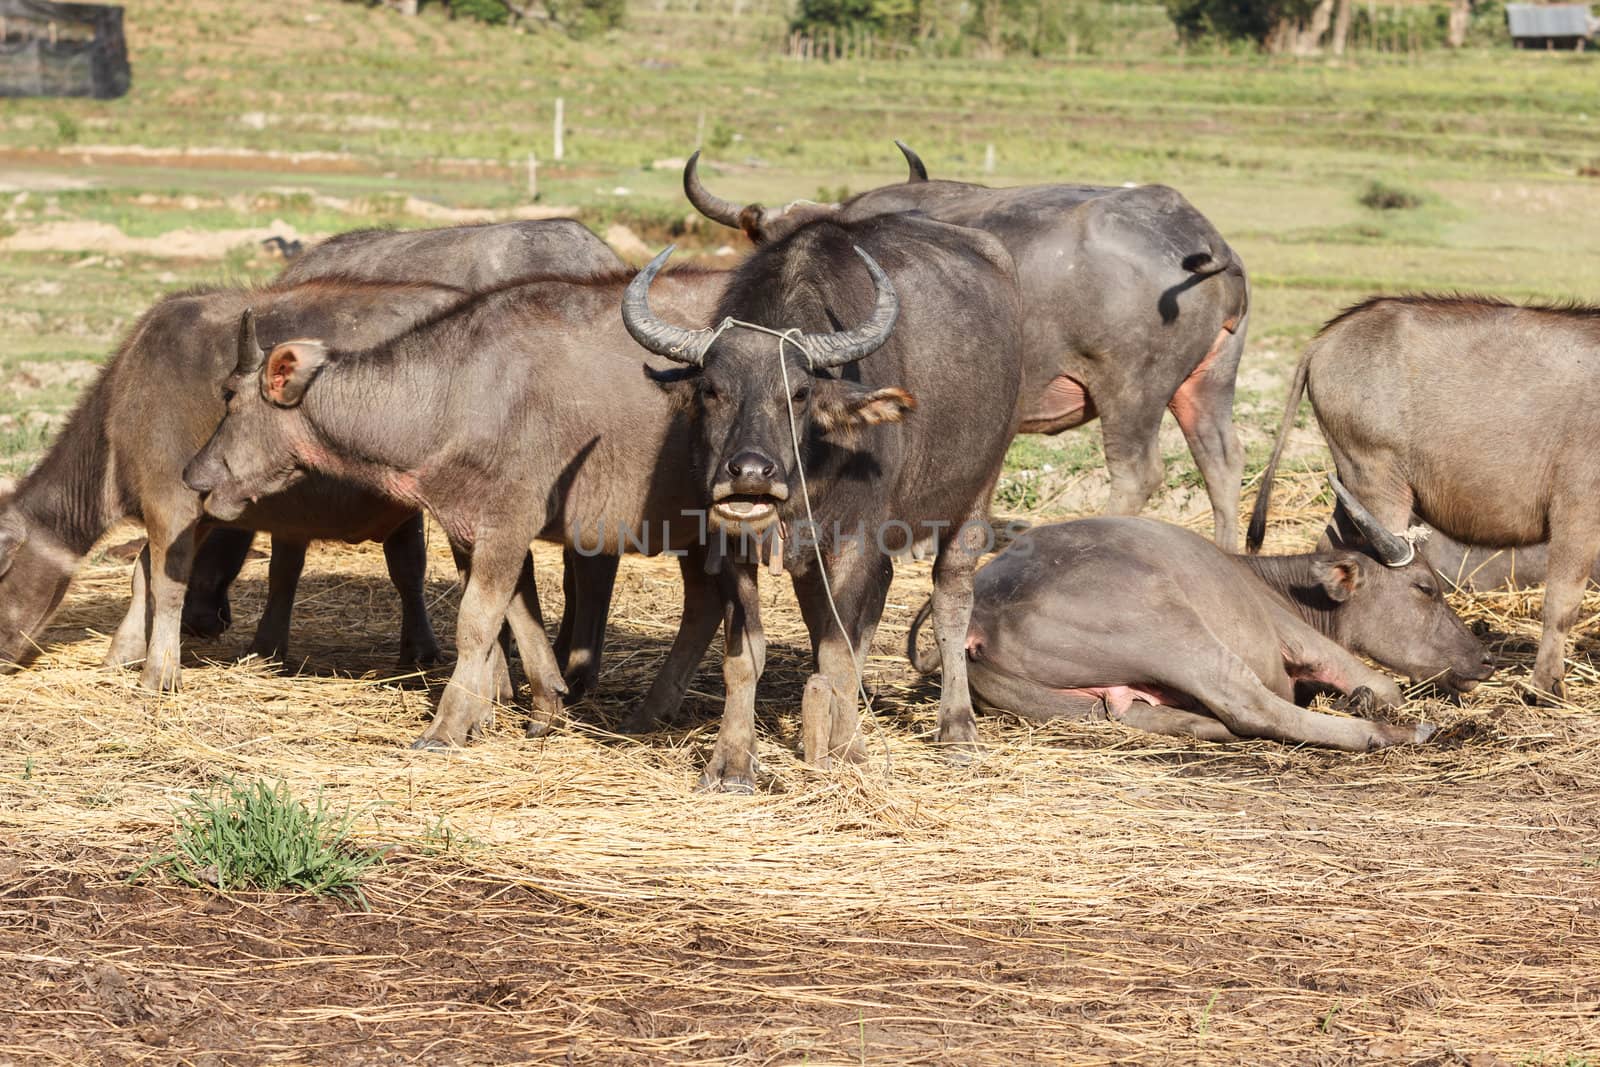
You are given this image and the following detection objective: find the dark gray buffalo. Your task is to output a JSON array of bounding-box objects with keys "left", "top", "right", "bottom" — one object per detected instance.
[
  {"left": 1421, "top": 534, "right": 1594, "bottom": 593},
  {"left": 188, "top": 219, "right": 625, "bottom": 694},
  {"left": 1250, "top": 295, "right": 1600, "bottom": 701},
  {"left": 684, "top": 147, "right": 1251, "bottom": 549},
  {"left": 621, "top": 213, "right": 1023, "bottom": 788},
  {"left": 910, "top": 511, "right": 1491, "bottom": 749},
  {"left": 183, "top": 265, "right": 733, "bottom": 748},
  {"left": 0, "top": 278, "right": 484, "bottom": 689}
]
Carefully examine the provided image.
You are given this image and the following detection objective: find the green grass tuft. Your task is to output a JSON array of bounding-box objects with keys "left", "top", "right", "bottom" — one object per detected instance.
[{"left": 134, "top": 778, "right": 384, "bottom": 907}]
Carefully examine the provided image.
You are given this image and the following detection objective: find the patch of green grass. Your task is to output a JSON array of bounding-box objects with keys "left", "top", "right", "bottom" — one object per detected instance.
[{"left": 134, "top": 778, "right": 384, "bottom": 907}]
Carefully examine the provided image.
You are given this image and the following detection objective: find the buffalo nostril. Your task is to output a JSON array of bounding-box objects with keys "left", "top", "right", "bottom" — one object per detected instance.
[{"left": 761, "top": 461, "right": 776, "bottom": 479}]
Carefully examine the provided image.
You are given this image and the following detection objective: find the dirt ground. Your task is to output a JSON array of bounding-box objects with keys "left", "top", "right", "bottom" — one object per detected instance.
[{"left": 3, "top": 511, "right": 1599, "bottom": 1065}]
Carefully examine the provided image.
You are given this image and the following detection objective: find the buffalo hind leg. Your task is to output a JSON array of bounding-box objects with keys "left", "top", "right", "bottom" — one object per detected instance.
[
  {"left": 505, "top": 551, "right": 568, "bottom": 738},
  {"left": 554, "top": 549, "right": 619, "bottom": 701},
  {"left": 140, "top": 508, "right": 201, "bottom": 692},
  {"left": 1098, "top": 396, "right": 1168, "bottom": 517},
  {"left": 930, "top": 513, "right": 989, "bottom": 760},
  {"left": 624, "top": 549, "right": 723, "bottom": 733},
  {"left": 450, "top": 542, "right": 514, "bottom": 705},
  {"left": 1528, "top": 513, "right": 1600, "bottom": 703},
  {"left": 247, "top": 539, "right": 307, "bottom": 663},
  {"left": 1168, "top": 317, "right": 1247, "bottom": 552},
  {"left": 699, "top": 559, "right": 764, "bottom": 793},
  {"left": 183, "top": 527, "right": 252, "bottom": 638},
  {"left": 383, "top": 514, "right": 442, "bottom": 667},
  {"left": 970, "top": 661, "right": 1239, "bottom": 742}
]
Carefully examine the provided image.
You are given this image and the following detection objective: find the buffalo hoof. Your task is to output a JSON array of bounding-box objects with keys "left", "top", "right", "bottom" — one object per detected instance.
[
  {"left": 562, "top": 668, "right": 599, "bottom": 704},
  {"left": 1411, "top": 721, "right": 1437, "bottom": 744},
  {"left": 138, "top": 661, "right": 181, "bottom": 694},
  {"left": 1335, "top": 686, "right": 1377, "bottom": 716},
  {"left": 398, "top": 638, "right": 443, "bottom": 669},
  {"left": 1522, "top": 680, "right": 1563, "bottom": 707},
  {"left": 940, "top": 741, "right": 983, "bottom": 767},
  {"left": 181, "top": 602, "right": 232, "bottom": 640},
  {"left": 620, "top": 709, "right": 657, "bottom": 735},
  {"left": 409, "top": 735, "right": 453, "bottom": 751},
  {"left": 697, "top": 772, "right": 756, "bottom": 796}
]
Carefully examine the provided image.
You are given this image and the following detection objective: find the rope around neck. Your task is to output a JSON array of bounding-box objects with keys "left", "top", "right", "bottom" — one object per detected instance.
[{"left": 708, "top": 316, "right": 889, "bottom": 776}]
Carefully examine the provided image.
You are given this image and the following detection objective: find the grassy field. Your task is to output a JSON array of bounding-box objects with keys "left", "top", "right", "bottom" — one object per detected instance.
[{"left": 3, "top": 0, "right": 1600, "bottom": 1062}]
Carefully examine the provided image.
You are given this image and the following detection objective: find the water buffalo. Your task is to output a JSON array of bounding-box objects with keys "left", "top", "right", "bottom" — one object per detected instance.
[
  {"left": 0, "top": 277, "right": 486, "bottom": 689},
  {"left": 186, "top": 220, "right": 626, "bottom": 695},
  {"left": 1249, "top": 295, "right": 1600, "bottom": 701},
  {"left": 683, "top": 147, "right": 1250, "bottom": 549},
  {"left": 621, "top": 213, "right": 1024, "bottom": 788},
  {"left": 1421, "top": 533, "right": 1596, "bottom": 593},
  {"left": 183, "top": 265, "right": 733, "bottom": 748},
  {"left": 910, "top": 509, "right": 1491, "bottom": 749}
]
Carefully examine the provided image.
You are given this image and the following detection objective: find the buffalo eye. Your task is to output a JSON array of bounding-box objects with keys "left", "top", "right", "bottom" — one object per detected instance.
[
  {"left": 1414, "top": 581, "right": 1438, "bottom": 598},
  {"left": 790, "top": 384, "right": 810, "bottom": 405},
  {"left": 701, "top": 382, "right": 721, "bottom": 403},
  {"left": 221, "top": 386, "right": 236, "bottom": 404}
]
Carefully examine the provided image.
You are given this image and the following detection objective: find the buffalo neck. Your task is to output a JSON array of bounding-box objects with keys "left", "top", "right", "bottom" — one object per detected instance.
[
  {"left": 300, "top": 345, "right": 446, "bottom": 480},
  {"left": 1237, "top": 552, "right": 1341, "bottom": 640},
  {"left": 14, "top": 377, "right": 118, "bottom": 556}
]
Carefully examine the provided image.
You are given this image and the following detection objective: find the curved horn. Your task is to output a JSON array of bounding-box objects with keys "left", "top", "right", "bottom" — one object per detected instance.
[
  {"left": 800, "top": 247, "right": 900, "bottom": 369},
  {"left": 894, "top": 139, "right": 929, "bottom": 182},
  {"left": 1329, "top": 472, "right": 1413, "bottom": 567},
  {"left": 234, "top": 307, "right": 264, "bottom": 377},
  {"left": 621, "top": 245, "right": 717, "bottom": 366},
  {"left": 683, "top": 150, "right": 745, "bottom": 230}
]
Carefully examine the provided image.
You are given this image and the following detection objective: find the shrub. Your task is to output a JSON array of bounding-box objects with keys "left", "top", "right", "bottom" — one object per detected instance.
[
  {"left": 134, "top": 778, "right": 383, "bottom": 907},
  {"left": 1358, "top": 179, "right": 1424, "bottom": 211}
]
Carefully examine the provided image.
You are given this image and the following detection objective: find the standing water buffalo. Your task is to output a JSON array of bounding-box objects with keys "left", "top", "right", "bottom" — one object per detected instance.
[
  {"left": 621, "top": 213, "right": 1023, "bottom": 787},
  {"left": 911, "top": 507, "right": 1490, "bottom": 749},
  {"left": 183, "top": 265, "right": 734, "bottom": 749},
  {"left": 683, "top": 146, "right": 1251, "bottom": 549},
  {"left": 189, "top": 219, "right": 626, "bottom": 695},
  {"left": 1249, "top": 295, "right": 1600, "bottom": 701},
  {"left": 0, "top": 277, "right": 486, "bottom": 688}
]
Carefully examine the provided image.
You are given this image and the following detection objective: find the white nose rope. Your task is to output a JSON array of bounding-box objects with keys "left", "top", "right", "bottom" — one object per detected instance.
[{"left": 703, "top": 316, "right": 889, "bottom": 776}]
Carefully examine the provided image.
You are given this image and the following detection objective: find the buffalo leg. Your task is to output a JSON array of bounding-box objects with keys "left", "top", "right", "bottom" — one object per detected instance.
[
  {"left": 793, "top": 547, "right": 892, "bottom": 768},
  {"left": 247, "top": 539, "right": 307, "bottom": 663},
  {"left": 505, "top": 552, "right": 568, "bottom": 738},
  {"left": 182, "top": 528, "right": 252, "bottom": 638},
  {"left": 1098, "top": 396, "right": 1168, "bottom": 517},
  {"left": 450, "top": 542, "right": 514, "bottom": 704},
  {"left": 1111, "top": 704, "right": 1243, "bottom": 744},
  {"left": 415, "top": 534, "right": 537, "bottom": 748},
  {"left": 383, "top": 513, "right": 442, "bottom": 666},
  {"left": 554, "top": 549, "right": 619, "bottom": 701},
  {"left": 140, "top": 507, "right": 201, "bottom": 692},
  {"left": 1164, "top": 645, "right": 1428, "bottom": 751},
  {"left": 928, "top": 513, "right": 990, "bottom": 759},
  {"left": 625, "top": 549, "right": 724, "bottom": 732},
  {"left": 103, "top": 543, "right": 152, "bottom": 669},
  {"left": 1167, "top": 316, "right": 1248, "bottom": 552},
  {"left": 1528, "top": 514, "right": 1600, "bottom": 702},
  {"left": 699, "top": 558, "right": 764, "bottom": 793}
]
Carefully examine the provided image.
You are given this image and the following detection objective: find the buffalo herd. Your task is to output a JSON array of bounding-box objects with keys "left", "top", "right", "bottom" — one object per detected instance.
[{"left": 0, "top": 145, "right": 1592, "bottom": 789}]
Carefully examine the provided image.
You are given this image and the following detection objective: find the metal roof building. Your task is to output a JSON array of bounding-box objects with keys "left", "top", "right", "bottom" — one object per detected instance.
[{"left": 1505, "top": 3, "right": 1599, "bottom": 48}]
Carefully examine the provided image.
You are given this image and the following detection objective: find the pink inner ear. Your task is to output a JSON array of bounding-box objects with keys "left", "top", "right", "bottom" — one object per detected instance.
[{"left": 265, "top": 350, "right": 299, "bottom": 400}]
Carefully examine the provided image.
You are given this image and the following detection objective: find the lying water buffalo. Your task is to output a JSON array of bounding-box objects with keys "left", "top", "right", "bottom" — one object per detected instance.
[
  {"left": 1250, "top": 295, "right": 1600, "bottom": 701},
  {"left": 189, "top": 219, "right": 625, "bottom": 695},
  {"left": 910, "top": 509, "right": 1491, "bottom": 749},
  {"left": 683, "top": 147, "right": 1251, "bottom": 549},
  {"left": 621, "top": 213, "right": 1023, "bottom": 787},
  {"left": 183, "top": 265, "right": 732, "bottom": 748},
  {"left": 1422, "top": 534, "right": 1594, "bottom": 593},
  {"left": 0, "top": 277, "right": 486, "bottom": 689}
]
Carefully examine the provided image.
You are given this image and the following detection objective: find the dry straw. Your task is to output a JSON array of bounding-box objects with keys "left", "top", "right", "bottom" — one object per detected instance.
[{"left": 2, "top": 482, "right": 1598, "bottom": 1063}]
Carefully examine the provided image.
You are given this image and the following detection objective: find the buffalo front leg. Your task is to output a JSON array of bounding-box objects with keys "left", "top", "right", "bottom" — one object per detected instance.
[
  {"left": 247, "top": 538, "right": 307, "bottom": 664},
  {"left": 383, "top": 513, "right": 442, "bottom": 666},
  {"left": 139, "top": 509, "right": 201, "bottom": 692},
  {"left": 699, "top": 559, "right": 764, "bottom": 794},
  {"left": 625, "top": 548, "right": 723, "bottom": 733},
  {"left": 451, "top": 541, "right": 514, "bottom": 704},
  {"left": 794, "top": 548, "right": 892, "bottom": 769},
  {"left": 182, "top": 527, "right": 253, "bottom": 638},
  {"left": 553, "top": 549, "right": 619, "bottom": 701},
  {"left": 1528, "top": 516, "right": 1600, "bottom": 703},
  {"left": 103, "top": 543, "right": 152, "bottom": 669},
  {"left": 1167, "top": 315, "right": 1248, "bottom": 552},
  {"left": 929, "top": 515, "right": 989, "bottom": 760},
  {"left": 415, "top": 535, "right": 528, "bottom": 748}
]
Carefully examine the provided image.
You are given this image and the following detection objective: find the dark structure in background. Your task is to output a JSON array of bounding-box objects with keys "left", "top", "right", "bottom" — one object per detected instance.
[
  {"left": 1505, "top": 3, "right": 1597, "bottom": 48},
  {"left": 0, "top": 0, "right": 129, "bottom": 98}
]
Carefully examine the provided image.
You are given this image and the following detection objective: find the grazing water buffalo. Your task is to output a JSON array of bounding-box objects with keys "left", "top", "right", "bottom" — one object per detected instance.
[
  {"left": 191, "top": 219, "right": 626, "bottom": 696},
  {"left": 1249, "top": 295, "right": 1600, "bottom": 701},
  {"left": 910, "top": 509, "right": 1490, "bottom": 750},
  {"left": 683, "top": 147, "right": 1251, "bottom": 548},
  {"left": 621, "top": 213, "right": 1023, "bottom": 788},
  {"left": 183, "top": 266, "right": 733, "bottom": 748},
  {"left": 0, "top": 278, "right": 482, "bottom": 688}
]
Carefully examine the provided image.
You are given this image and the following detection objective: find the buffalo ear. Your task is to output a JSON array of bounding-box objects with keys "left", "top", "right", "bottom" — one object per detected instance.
[
  {"left": 1310, "top": 556, "right": 1364, "bottom": 603},
  {"left": 261, "top": 340, "right": 330, "bottom": 407},
  {"left": 0, "top": 511, "right": 27, "bottom": 579},
  {"left": 813, "top": 381, "right": 917, "bottom": 436}
]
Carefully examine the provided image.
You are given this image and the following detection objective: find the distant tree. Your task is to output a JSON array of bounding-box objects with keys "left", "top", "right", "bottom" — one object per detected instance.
[{"left": 1166, "top": 0, "right": 1344, "bottom": 52}]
